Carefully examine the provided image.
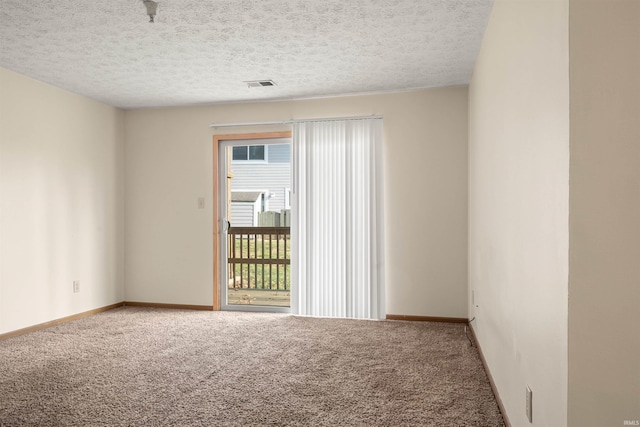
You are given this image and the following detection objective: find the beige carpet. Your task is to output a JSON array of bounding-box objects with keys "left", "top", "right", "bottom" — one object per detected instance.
[{"left": 0, "top": 307, "right": 504, "bottom": 426}]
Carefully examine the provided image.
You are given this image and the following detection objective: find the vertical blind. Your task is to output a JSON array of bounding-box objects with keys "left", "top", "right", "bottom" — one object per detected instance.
[{"left": 290, "top": 118, "right": 385, "bottom": 319}]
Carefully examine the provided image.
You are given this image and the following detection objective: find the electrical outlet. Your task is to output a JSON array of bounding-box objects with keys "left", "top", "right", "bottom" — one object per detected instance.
[
  {"left": 73, "top": 280, "right": 80, "bottom": 293},
  {"left": 526, "top": 386, "right": 533, "bottom": 423}
]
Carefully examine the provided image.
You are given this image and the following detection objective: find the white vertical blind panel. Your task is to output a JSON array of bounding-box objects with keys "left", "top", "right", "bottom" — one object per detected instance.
[{"left": 291, "top": 118, "right": 384, "bottom": 319}]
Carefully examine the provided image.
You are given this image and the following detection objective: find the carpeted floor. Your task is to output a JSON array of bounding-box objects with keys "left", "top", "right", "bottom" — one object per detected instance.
[{"left": 0, "top": 307, "right": 504, "bottom": 426}]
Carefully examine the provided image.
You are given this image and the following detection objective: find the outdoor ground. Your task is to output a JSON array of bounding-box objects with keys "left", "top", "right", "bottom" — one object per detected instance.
[{"left": 227, "top": 288, "right": 290, "bottom": 307}]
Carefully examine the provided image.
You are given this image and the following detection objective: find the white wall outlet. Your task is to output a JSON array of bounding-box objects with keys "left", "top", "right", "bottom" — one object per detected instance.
[
  {"left": 526, "top": 386, "right": 533, "bottom": 423},
  {"left": 197, "top": 197, "right": 205, "bottom": 209},
  {"left": 73, "top": 280, "right": 80, "bottom": 293}
]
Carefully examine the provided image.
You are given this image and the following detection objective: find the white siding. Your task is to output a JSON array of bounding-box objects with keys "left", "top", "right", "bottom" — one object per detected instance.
[
  {"left": 231, "top": 143, "right": 291, "bottom": 212},
  {"left": 230, "top": 202, "right": 257, "bottom": 227},
  {"left": 268, "top": 143, "right": 290, "bottom": 163}
]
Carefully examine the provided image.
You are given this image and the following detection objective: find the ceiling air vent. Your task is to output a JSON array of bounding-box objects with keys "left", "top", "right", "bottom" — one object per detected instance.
[{"left": 245, "top": 80, "right": 277, "bottom": 88}]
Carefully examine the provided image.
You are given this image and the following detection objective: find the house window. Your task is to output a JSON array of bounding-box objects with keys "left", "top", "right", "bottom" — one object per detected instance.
[{"left": 232, "top": 145, "right": 266, "bottom": 161}]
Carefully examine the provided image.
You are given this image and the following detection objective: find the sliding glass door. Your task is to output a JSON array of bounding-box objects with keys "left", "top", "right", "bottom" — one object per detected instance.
[
  {"left": 214, "top": 118, "right": 384, "bottom": 319},
  {"left": 218, "top": 136, "right": 292, "bottom": 313}
]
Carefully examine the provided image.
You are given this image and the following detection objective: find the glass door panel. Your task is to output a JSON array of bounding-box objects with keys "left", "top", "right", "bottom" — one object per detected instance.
[{"left": 220, "top": 139, "right": 292, "bottom": 311}]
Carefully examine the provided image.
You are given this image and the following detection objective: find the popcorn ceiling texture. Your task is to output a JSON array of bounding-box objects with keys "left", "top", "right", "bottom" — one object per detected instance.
[{"left": 0, "top": 0, "right": 494, "bottom": 108}]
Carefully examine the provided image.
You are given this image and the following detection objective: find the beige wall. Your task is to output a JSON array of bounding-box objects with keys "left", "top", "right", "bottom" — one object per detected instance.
[
  {"left": 124, "top": 87, "right": 469, "bottom": 317},
  {"left": 568, "top": 0, "right": 640, "bottom": 425},
  {"left": 468, "top": 1, "right": 570, "bottom": 426},
  {"left": 0, "top": 67, "right": 125, "bottom": 334}
]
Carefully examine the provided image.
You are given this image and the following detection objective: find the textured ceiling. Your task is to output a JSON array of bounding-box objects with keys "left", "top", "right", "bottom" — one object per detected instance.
[{"left": 0, "top": 0, "right": 494, "bottom": 109}]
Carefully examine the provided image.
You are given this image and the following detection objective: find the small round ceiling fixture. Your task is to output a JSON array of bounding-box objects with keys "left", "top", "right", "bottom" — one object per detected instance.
[{"left": 143, "top": 1, "right": 158, "bottom": 23}]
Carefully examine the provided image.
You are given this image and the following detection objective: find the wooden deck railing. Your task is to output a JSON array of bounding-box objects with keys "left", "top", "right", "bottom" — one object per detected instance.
[{"left": 227, "top": 227, "right": 291, "bottom": 291}]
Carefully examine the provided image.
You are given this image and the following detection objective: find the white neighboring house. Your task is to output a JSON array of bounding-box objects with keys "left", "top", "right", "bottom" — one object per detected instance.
[{"left": 230, "top": 143, "right": 291, "bottom": 227}]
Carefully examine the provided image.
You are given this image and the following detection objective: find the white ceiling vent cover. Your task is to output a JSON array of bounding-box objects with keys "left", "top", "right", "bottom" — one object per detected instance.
[{"left": 245, "top": 80, "right": 277, "bottom": 88}]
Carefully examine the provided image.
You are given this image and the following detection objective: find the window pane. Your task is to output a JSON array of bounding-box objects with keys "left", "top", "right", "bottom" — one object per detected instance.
[
  {"left": 232, "top": 146, "right": 248, "bottom": 160},
  {"left": 249, "top": 145, "right": 265, "bottom": 160}
]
